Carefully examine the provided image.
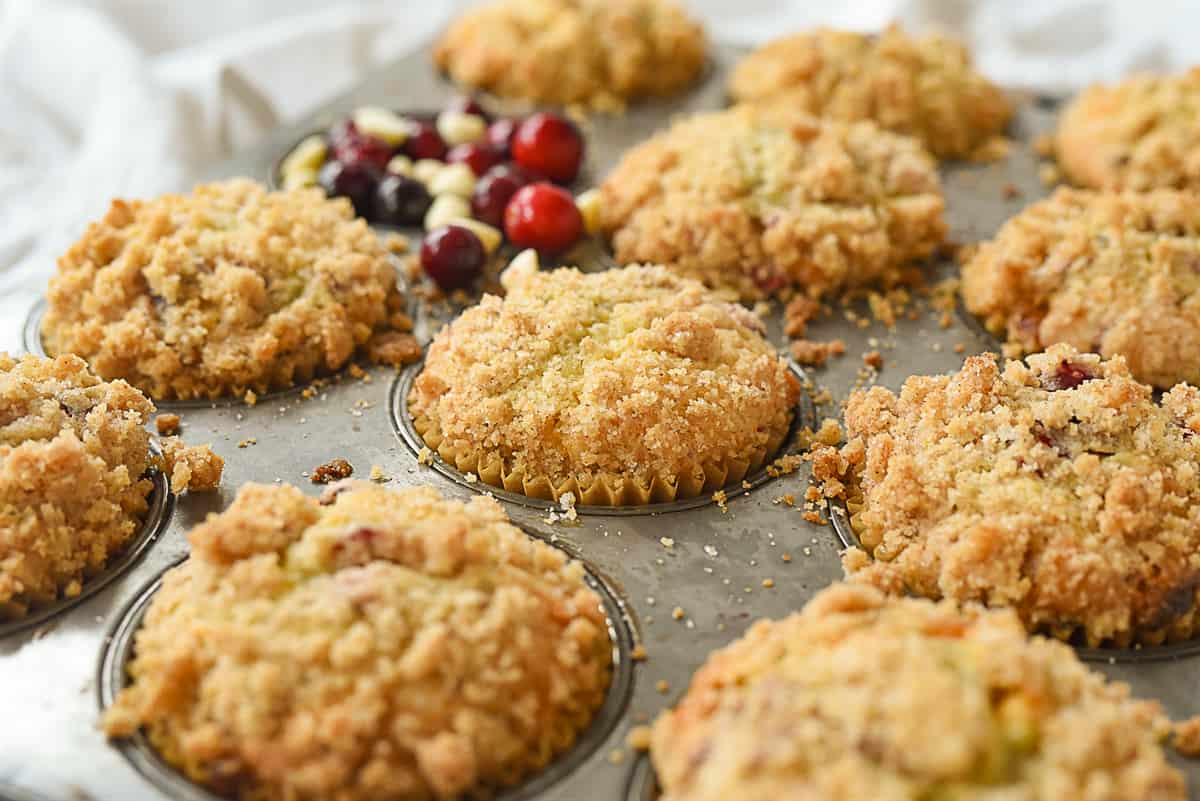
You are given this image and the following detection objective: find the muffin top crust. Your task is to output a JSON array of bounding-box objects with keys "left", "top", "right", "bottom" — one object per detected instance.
[
  {"left": 961, "top": 187, "right": 1200, "bottom": 389},
  {"left": 42, "top": 179, "right": 408, "bottom": 400},
  {"left": 432, "top": 0, "right": 707, "bottom": 110},
  {"left": 409, "top": 264, "right": 800, "bottom": 503},
  {"left": 598, "top": 106, "right": 945, "bottom": 300},
  {"left": 652, "top": 583, "right": 1184, "bottom": 801},
  {"left": 1055, "top": 68, "right": 1200, "bottom": 190},
  {"left": 727, "top": 24, "right": 1012, "bottom": 160},
  {"left": 104, "top": 482, "right": 612, "bottom": 801},
  {"left": 813, "top": 345, "right": 1200, "bottom": 647},
  {"left": 0, "top": 353, "right": 155, "bottom": 619}
]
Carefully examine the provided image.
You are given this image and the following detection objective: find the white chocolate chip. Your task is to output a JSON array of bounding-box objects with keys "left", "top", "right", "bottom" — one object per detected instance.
[
  {"left": 386, "top": 155, "right": 414, "bottom": 176},
  {"left": 575, "top": 188, "right": 602, "bottom": 235},
  {"left": 352, "top": 106, "right": 410, "bottom": 146},
  {"left": 280, "top": 135, "right": 327, "bottom": 176},
  {"left": 436, "top": 111, "right": 486, "bottom": 146},
  {"left": 281, "top": 166, "right": 319, "bottom": 190},
  {"left": 428, "top": 163, "right": 476, "bottom": 198},
  {"left": 413, "top": 159, "right": 444, "bottom": 186},
  {"left": 446, "top": 217, "right": 502, "bottom": 253},
  {"left": 501, "top": 249, "right": 540, "bottom": 290},
  {"left": 424, "top": 195, "right": 472, "bottom": 231}
]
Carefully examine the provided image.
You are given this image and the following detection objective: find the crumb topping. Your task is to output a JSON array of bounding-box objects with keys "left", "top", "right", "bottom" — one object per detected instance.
[
  {"left": 728, "top": 24, "right": 1012, "bottom": 160},
  {"left": 652, "top": 583, "right": 1184, "bottom": 801},
  {"left": 103, "top": 482, "right": 612, "bottom": 801},
  {"left": 599, "top": 106, "right": 945, "bottom": 300}
]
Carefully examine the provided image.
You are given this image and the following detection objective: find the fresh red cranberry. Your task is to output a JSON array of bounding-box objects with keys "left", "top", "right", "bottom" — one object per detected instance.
[
  {"left": 337, "top": 135, "right": 393, "bottom": 170},
  {"left": 404, "top": 121, "right": 447, "bottom": 161},
  {"left": 318, "top": 160, "right": 380, "bottom": 217},
  {"left": 421, "top": 225, "right": 485, "bottom": 290},
  {"left": 471, "top": 164, "right": 534, "bottom": 227},
  {"left": 1043, "top": 360, "right": 1096, "bottom": 391},
  {"left": 511, "top": 112, "right": 584, "bottom": 184},
  {"left": 447, "top": 96, "right": 490, "bottom": 122},
  {"left": 486, "top": 118, "right": 519, "bottom": 155},
  {"left": 371, "top": 174, "right": 432, "bottom": 227},
  {"left": 504, "top": 182, "right": 583, "bottom": 254},
  {"left": 446, "top": 142, "right": 503, "bottom": 176},
  {"left": 327, "top": 118, "right": 359, "bottom": 148}
]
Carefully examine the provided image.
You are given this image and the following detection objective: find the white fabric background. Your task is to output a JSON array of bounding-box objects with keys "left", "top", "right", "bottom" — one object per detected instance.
[{"left": 0, "top": 0, "right": 1195, "bottom": 299}]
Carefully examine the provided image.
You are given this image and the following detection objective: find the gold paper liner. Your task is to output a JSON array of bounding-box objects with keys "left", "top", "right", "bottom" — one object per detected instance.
[{"left": 411, "top": 412, "right": 792, "bottom": 507}]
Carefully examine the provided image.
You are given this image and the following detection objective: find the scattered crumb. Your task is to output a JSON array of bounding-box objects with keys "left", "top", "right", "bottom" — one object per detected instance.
[
  {"left": 782, "top": 553, "right": 792, "bottom": 563},
  {"left": 243, "top": 389, "right": 257, "bottom": 407},
  {"left": 802, "top": 510, "right": 825, "bottom": 524},
  {"left": 311, "top": 458, "right": 353, "bottom": 484},
  {"left": 631, "top": 644, "right": 648, "bottom": 662},
  {"left": 790, "top": 338, "right": 846, "bottom": 367},
  {"left": 464, "top": 472, "right": 478, "bottom": 484},
  {"left": 712, "top": 489, "right": 728, "bottom": 513},
  {"left": 607, "top": 748, "right": 626, "bottom": 766},
  {"left": 783, "top": 295, "right": 821, "bottom": 338},
  {"left": 659, "top": 537, "right": 675, "bottom": 549},
  {"left": 655, "top": 679, "right": 670, "bottom": 694},
  {"left": 369, "top": 464, "right": 389, "bottom": 483},
  {"left": 627, "top": 725, "right": 653, "bottom": 752},
  {"left": 862, "top": 350, "right": 883, "bottom": 370},
  {"left": 417, "top": 446, "right": 434, "bottom": 466},
  {"left": 1038, "top": 162, "right": 1061, "bottom": 187},
  {"left": 765, "top": 453, "right": 804, "bottom": 478},
  {"left": 671, "top": 606, "right": 685, "bottom": 621},
  {"left": 1002, "top": 183, "right": 1022, "bottom": 200},
  {"left": 762, "top": 578, "right": 775, "bottom": 589},
  {"left": 954, "top": 342, "right": 966, "bottom": 353},
  {"left": 161, "top": 438, "right": 224, "bottom": 494},
  {"left": 1176, "top": 718, "right": 1200, "bottom": 757},
  {"left": 154, "top": 413, "right": 181, "bottom": 436}
]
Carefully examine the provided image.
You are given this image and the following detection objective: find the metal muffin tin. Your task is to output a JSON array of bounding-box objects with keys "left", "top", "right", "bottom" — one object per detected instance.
[{"left": 1, "top": 40, "right": 1198, "bottom": 801}]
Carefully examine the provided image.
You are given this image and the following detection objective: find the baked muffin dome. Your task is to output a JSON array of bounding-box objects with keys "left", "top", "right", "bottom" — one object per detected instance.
[
  {"left": 1056, "top": 68, "right": 1200, "bottom": 190},
  {"left": 0, "top": 353, "right": 155, "bottom": 619},
  {"left": 814, "top": 345, "right": 1200, "bottom": 647},
  {"left": 408, "top": 264, "right": 800, "bottom": 505},
  {"left": 598, "top": 106, "right": 946, "bottom": 300},
  {"left": 104, "top": 482, "right": 613, "bottom": 801},
  {"left": 42, "top": 179, "right": 406, "bottom": 400},
  {"left": 961, "top": 187, "right": 1200, "bottom": 389},
  {"left": 728, "top": 24, "right": 1012, "bottom": 160},
  {"left": 652, "top": 583, "right": 1184, "bottom": 801},
  {"left": 432, "top": 0, "right": 707, "bottom": 111}
]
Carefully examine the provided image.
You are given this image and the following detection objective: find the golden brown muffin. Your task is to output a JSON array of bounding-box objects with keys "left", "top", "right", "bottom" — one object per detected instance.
[
  {"left": 42, "top": 179, "right": 410, "bottom": 400},
  {"left": 408, "top": 264, "right": 800, "bottom": 505},
  {"left": 432, "top": 0, "right": 707, "bottom": 111},
  {"left": 811, "top": 345, "right": 1200, "bottom": 647},
  {"left": 0, "top": 353, "right": 155, "bottom": 619},
  {"left": 104, "top": 482, "right": 612, "bottom": 801},
  {"left": 728, "top": 24, "right": 1012, "bottom": 160},
  {"left": 961, "top": 187, "right": 1200, "bottom": 389},
  {"left": 652, "top": 583, "right": 1185, "bottom": 801},
  {"left": 598, "top": 106, "right": 946, "bottom": 300},
  {"left": 1056, "top": 68, "right": 1200, "bottom": 190}
]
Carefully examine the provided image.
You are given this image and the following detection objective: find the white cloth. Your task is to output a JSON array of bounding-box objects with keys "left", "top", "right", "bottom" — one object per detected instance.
[{"left": 0, "top": 0, "right": 1193, "bottom": 298}]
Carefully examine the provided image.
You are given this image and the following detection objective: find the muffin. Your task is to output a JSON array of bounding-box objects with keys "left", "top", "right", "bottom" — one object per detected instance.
[
  {"left": 961, "top": 187, "right": 1200, "bottom": 389},
  {"left": 1055, "top": 68, "right": 1200, "bottom": 190},
  {"left": 598, "top": 106, "right": 946, "bottom": 300},
  {"left": 811, "top": 345, "right": 1200, "bottom": 647},
  {"left": 103, "top": 482, "right": 613, "bottom": 801},
  {"left": 728, "top": 24, "right": 1012, "bottom": 160},
  {"left": 432, "top": 0, "right": 707, "bottom": 111},
  {"left": 0, "top": 353, "right": 156, "bottom": 619},
  {"left": 408, "top": 264, "right": 800, "bottom": 505},
  {"left": 652, "top": 582, "right": 1185, "bottom": 801},
  {"left": 42, "top": 179, "right": 414, "bottom": 400}
]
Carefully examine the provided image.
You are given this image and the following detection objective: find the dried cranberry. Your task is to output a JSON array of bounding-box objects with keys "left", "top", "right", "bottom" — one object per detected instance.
[
  {"left": 371, "top": 174, "right": 432, "bottom": 227},
  {"left": 1042, "top": 360, "right": 1096, "bottom": 391},
  {"left": 318, "top": 160, "right": 380, "bottom": 217},
  {"left": 486, "top": 118, "right": 519, "bottom": 155},
  {"left": 446, "top": 142, "right": 503, "bottom": 176},
  {"left": 404, "top": 121, "right": 448, "bottom": 161},
  {"left": 504, "top": 182, "right": 583, "bottom": 254},
  {"left": 470, "top": 164, "right": 533, "bottom": 228},
  {"left": 421, "top": 225, "right": 485, "bottom": 290},
  {"left": 511, "top": 112, "right": 584, "bottom": 184}
]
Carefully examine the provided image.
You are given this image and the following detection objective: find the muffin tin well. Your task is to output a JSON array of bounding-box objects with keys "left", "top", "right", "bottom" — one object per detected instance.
[{"left": 0, "top": 41, "right": 1198, "bottom": 801}]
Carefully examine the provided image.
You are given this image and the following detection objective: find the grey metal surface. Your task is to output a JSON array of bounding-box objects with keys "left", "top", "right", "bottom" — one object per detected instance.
[{"left": 0, "top": 41, "right": 1196, "bottom": 801}]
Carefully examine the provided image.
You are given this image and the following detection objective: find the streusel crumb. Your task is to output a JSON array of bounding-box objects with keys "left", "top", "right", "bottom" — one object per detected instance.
[
  {"left": 961, "top": 187, "right": 1200, "bottom": 388},
  {"left": 728, "top": 24, "right": 1012, "bottom": 160},
  {"left": 43, "top": 179, "right": 409, "bottom": 400},
  {"left": 433, "top": 0, "right": 706, "bottom": 110},
  {"left": 1056, "top": 68, "right": 1200, "bottom": 189},
  {"left": 103, "top": 482, "right": 612, "bottom": 801},
  {"left": 0, "top": 353, "right": 155, "bottom": 619},
  {"left": 599, "top": 106, "right": 945, "bottom": 300},
  {"left": 828, "top": 345, "right": 1200, "bottom": 647},
  {"left": 1176, "top": 717, "right": 1200, "bottom": 758},
  {"left": 409, "top": 265, "right": 800, "bottom": 505},
  {"left": 652, "top": 583, "right": 1184, "bottom": 801},
  {"left": 160, "top": 438, "right": 223, "bottom": 494}
]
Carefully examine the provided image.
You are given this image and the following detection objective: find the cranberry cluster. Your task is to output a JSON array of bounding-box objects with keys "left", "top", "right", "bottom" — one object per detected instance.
[{"left": 278, "top": 98, "right": 589, "bottom": 291}]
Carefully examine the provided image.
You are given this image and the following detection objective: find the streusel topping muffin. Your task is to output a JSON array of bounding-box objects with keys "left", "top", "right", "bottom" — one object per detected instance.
[
  {"left": 104, "top": 482, "right": 612, "bottom": 801},
  {"left": 1056, "top": 68, "right": 1200, "bottom": 190},
  {"left": 961, "top": 187, "right": 1200, "bottom": 389},
  {"left": 728, "top": 24, "right": 1012, "bottom": 160},
  {"left": 813, "top": 345, "right": 1200, "bottom": 647},
  {"left": 433, "top": 0, "right": 706, "bottom": 111},
  {"left": 409, "top": 264, "right": 800, "bottom": 505},
  {"left": 599, "top": 106, "right": 946, "bottom": 300},
  {"left": 0, "top": 353, "right": 155, "bottom": 619},
  {"left": 652, "top": 583, "right": 1184, "bottom": 801},
  {"left": 42, "top": 179, "right": 411, "bottom": 400}
]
